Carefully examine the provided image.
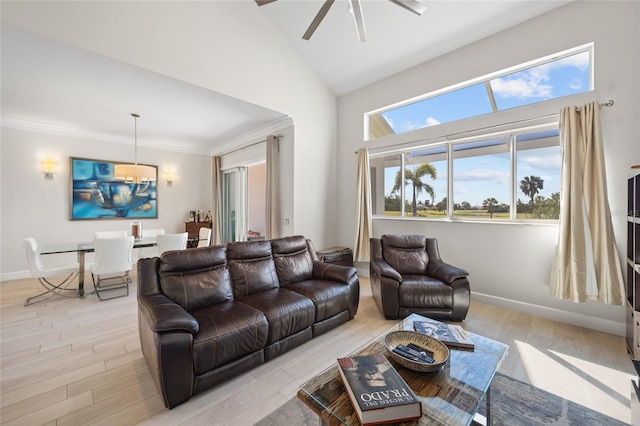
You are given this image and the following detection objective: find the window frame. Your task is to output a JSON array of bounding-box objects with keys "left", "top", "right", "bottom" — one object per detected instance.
[
  {"left": 365, "top": 43, "right": 593, "bottom": 142},
  {"left": 370, "top": 120, "right": 561, "bottom": 223}
]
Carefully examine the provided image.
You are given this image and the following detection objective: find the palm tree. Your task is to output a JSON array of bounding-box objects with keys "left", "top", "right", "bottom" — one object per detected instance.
[
  {"left": 392, "top": 163, "right": 437, "bottom": 216},
  {"left": 520, "top": 175, "right": 544, "bottom": 205},
  {"left": 482, "top": 197, "right": 499, "bottom": 218}
]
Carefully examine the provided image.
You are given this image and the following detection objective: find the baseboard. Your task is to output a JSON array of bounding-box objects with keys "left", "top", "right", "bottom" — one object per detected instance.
[
  {"left": 471, "top": 291, "right": 626, "bottom": 337},
  {"left": 355, "top": 268, "right": 624, "bottom": 336},
  {"left": 1, "top": 271, "right": 30, "bottom": 282}
]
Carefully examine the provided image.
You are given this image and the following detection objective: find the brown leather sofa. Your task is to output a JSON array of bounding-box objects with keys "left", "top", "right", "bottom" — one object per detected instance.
[
  {"left": 137, "top": 235, "right": 359, "bottom": 409},
  {"left": 370, "top": 234, "right": 470, "bottom": 321}
]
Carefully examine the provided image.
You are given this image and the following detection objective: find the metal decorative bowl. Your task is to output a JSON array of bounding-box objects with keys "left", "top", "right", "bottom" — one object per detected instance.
[{"left": 384, "top": 330, "right": 450, "bottom": 372}]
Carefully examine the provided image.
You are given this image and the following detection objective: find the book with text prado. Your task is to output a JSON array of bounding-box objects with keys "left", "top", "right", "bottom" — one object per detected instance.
[
  {"left": 413, "top": 317, "right": 475, "bottom": 349},
  {"left": 336, "top": 354, "right": 422, "bottom": 425}
]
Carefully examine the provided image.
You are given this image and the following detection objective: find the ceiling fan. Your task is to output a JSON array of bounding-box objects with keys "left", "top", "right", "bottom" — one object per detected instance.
[{"left": 255, "top": 0, "right": 427, "bottom": 42}]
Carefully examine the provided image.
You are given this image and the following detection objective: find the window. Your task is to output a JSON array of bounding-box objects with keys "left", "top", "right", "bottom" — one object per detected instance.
[
  {"left": 367, "top": 46, "right": 587, "bottom": 221},
  {"left": 515, "top": 130, "right": 561, "bottom": 219},
  {"left": 370, "top": 126, "right": 561, "bottom": 222},
  {"left": 367, "top": 46, "right": 592, "bottom": 140},
  {"left": 452, "top": 138, "right": 511, "bottom": 220},
  {"left": 371, "top": 145, "right": 447, "bottom": 218}
]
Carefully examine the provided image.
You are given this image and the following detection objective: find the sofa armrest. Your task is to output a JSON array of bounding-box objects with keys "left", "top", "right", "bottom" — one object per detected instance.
[
  {"left": 370, "top": 258, "right": 402, "bottom": 282},
  {"left": 427, "top": 261, "right": 469, "bottom": 284},
  {"left": 312, "top": 262, "right": 356, "bottom": 283},
  {"left": 139, "top": 294, "right": 199, "bottom": 334}
]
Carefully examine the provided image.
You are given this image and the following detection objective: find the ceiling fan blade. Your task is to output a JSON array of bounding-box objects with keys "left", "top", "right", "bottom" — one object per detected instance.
[
  {"left": 349, "top": 0, "right": 367, "bottom": 43},
  {"left": 255, "top": 0, "right": 278, "bottom": 6},
  {"left": 388, "top": 0, "right": 427, "bottom": 16},
  {"left": 303, "top": 0, "right": 336, "bottom": 40}
]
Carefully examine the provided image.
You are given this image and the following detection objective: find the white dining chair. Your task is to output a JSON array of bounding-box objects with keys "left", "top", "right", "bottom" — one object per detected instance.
[
  {"left": 142, "top": 228, "right": 165, "bottom": 238},
  {"left": 22, "top": 238, "right": 80, "bottom": 306},
  {"left": 197, "top": 227, "right": 212, "bottom": 248},
  {"left": 157, "top": 232, "right": 188, "bottom": 256},
  {"left": 90, "top": 236, "right": 134, "bottom": 301},
  {"left": 94, "top": 230, "right": 128, "bottom": 239},
  {"left": 136, "top": 228, "right": 165, "bottom": 259}
]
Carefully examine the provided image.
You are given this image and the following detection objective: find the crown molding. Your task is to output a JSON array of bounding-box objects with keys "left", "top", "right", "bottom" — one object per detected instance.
[
  {"left": 1, "top": 117, "right": 209, "bottom": 156},
  {"left": 1, "top": 116, "right": 206, "bottom": 154},
  {"left": 208, "top": 116, "right": 294, "bottom": 156},
  {"left": 2, "top": 115, "right": 294, "bottom": 157}
]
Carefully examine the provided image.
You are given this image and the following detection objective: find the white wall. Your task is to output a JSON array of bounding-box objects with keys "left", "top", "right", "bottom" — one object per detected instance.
[
  {"left": 1, "top": 0, "right": 337, "bottom": 249},
  {"left": 0, "top": 126, "right": 211, "bottom": 279},
  {"left": 336, "top": 1, "right": 640, "bottom": 335},
  {"left": 248, "top": 163, "right": 266, "bottom": 237}
]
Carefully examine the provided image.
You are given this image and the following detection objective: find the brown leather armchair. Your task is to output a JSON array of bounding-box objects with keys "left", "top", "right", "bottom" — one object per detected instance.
[{"left": 370, "top": 234, "right": 470, "bottom": 321}]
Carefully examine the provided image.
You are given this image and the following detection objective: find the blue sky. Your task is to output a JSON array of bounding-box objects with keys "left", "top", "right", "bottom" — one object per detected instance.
[
  {"left": 384, "top": 145, "right": 561, "bottom": 208},
  {"left": 380, "top": 50, "right": 590, "bottom": 132},
  {"left": 380, "top": 51, "right": 587, "bottom": 207}
]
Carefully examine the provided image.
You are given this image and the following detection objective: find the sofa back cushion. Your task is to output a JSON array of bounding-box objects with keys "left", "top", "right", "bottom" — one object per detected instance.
[
  {"left": 159, "top": 246, "right": 233, "bottom": 312},
  {"left": 226, "top": 240, "right": 279, "bottom": 298},
  {"left": 381, "top": 234, "right": 429, "bottom": 275},
  {"left": 271, "top": 235, "right": 314, "bottom": 286}
]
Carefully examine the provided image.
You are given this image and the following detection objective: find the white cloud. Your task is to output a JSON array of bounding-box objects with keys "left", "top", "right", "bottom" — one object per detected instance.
[
  {"left": 425, "top": 117, "right": 440, "bottom": 127},
  {"left": 454, "top": 183, "right": 468, "bottom": 194},
  {"left": 455, "top": 169, "right": 510, "bottom": 184},
  {"left": 491, "top": 73, "right": 553, "bottom": 100},
  {"left": 520, "top": 153, "right": 562, "bottom": 172},
  {"left": 401, "top": 120, "right": 418, "bottom": 132},
  {"left": 568, "top": 78, "right": 583, "bottom": 90},
  {"left": 491, "top": 50, "right": 589, "bottom": 100},
  {"left": 556, "top": 51, "right": 589, "bottom": 70}
]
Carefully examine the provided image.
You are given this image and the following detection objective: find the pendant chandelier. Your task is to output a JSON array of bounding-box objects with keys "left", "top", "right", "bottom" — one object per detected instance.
[{"left": 114, "top": 113, "right": 156, "bottom": 183}]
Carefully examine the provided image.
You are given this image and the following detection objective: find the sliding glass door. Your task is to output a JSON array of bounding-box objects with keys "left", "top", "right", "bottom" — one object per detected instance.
[{"left": 221, "top": 167, "right": 247, "bottom": 244}]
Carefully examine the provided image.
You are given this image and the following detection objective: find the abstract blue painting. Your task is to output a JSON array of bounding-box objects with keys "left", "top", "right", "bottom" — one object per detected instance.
[{"left": 71, "top": 157, "right": 158, "bottom": 220}]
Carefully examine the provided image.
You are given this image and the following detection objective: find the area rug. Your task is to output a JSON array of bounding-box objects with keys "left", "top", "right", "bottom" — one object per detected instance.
[{"left": 254, "top": 373, "right": 628, "bottom": 425}]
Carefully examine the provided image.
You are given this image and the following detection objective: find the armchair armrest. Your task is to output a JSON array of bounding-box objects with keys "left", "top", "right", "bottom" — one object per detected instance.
[
  {"left": 139, "top": 293, "right": 199, "bottom": 334},
  {"left": 370, "top": 258, "right": 402, "bottom": 282},
  {"left": 312, "top": 262, "right": 356, "bottom": 283},
  {"left": 427, "top": 261, "right": 469, "bottom": 284}
]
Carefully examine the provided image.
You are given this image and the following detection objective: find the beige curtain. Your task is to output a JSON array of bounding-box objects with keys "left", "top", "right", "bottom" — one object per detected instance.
[
  {"left": 353, "top": 148, "right": 372, "bottom": 262},
  {"left": 211, "top": 156, "right": 222, "bottom": 245},
  {"left": 549, "top": 102, "right": 625, "bottom": 304},
  {"left": 266, "top": 135, "right": 281, "bottom": 239}
]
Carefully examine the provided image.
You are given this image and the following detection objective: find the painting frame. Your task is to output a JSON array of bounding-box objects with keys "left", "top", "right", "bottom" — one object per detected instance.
[{"left": 70, "top": 157, "right": 158, "bottom": 221}]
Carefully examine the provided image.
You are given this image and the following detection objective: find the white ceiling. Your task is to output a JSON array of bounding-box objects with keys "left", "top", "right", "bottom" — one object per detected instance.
[
  {"left": 1, "top": 24, "right": 288, "bottom": 155},
  {"left": 1, "top": 1, "right": 572, "bottom": 154},
  {"left": 257, "top": 0, "right": 572, "bottom": 96}
]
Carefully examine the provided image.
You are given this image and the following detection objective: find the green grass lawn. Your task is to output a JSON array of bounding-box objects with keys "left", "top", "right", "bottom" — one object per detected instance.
[{"left": 384, "top": 210, "right": 534, "bottom": 219}]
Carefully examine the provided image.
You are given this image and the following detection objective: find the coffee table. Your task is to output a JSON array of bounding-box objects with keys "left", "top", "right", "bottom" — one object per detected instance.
[{"left": 297, "top": 313, "right": 509, "bottom": 425}]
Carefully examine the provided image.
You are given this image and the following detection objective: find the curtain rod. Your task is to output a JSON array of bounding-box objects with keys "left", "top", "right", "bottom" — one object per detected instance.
[
  {"left": 218, "top": 134, "right": 282, "bottom": 157},
  {"left": 577, "top": 99, "right": 614, "bottom": 112},
  {"left": 356, "top": 99, "right": 615, "bottom": 154}
]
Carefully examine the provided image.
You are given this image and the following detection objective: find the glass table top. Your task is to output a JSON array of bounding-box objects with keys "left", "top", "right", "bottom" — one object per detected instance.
[{"left": 298, "top": 313, "right": 509, "bottom": 425}]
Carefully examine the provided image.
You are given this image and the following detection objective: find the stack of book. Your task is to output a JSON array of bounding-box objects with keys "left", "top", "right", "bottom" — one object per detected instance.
[{"left": 337, "top": 353, "right": 422, "bottom": 425}]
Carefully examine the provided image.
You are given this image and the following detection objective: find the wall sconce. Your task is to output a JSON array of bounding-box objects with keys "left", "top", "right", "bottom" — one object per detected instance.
[
  {"left": 43, "top": 159, "right": 55, "bottom": 179},
  {"left": 165, "top": 171, "right": 175, "bottom": 187}
]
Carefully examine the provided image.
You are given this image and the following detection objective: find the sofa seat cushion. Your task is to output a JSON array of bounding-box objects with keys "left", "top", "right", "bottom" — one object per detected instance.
[
  {"left": 399, "top": 276, "right": 453, "bottom": 309},
  {"left": 191, "top": 301, "right": 268, "bottom": 376},
  {"left": 285, "top": 280, "right": 351, "bottom": 322},
  {"left": 238, "top": 288, "right": 315, "bottom": 345}
]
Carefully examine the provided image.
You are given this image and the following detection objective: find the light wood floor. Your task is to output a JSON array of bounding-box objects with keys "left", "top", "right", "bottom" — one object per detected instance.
[{"left": 1, "top": 273, "right": 636, "bottom": 425}]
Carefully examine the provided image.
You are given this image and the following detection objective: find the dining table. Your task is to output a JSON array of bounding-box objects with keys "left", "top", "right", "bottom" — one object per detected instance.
[{"left": 40, "top": 236, "right": 157, "bottom": 297}]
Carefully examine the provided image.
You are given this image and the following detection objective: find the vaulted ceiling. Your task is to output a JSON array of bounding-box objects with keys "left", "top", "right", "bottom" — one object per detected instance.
[{"left": 1, "top": 1, "right": 572, "bottom": 154}]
